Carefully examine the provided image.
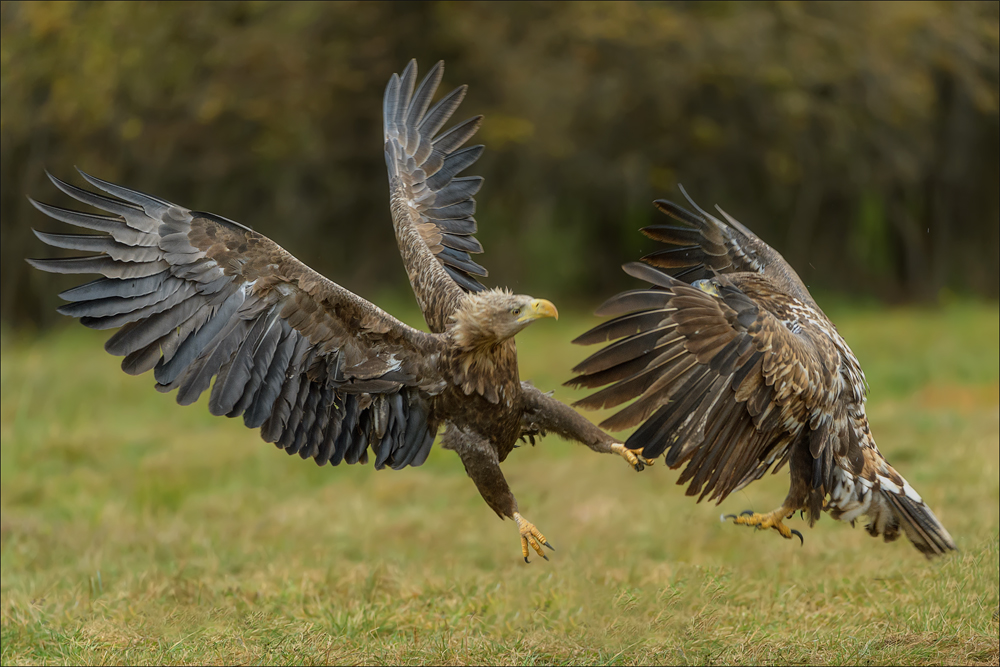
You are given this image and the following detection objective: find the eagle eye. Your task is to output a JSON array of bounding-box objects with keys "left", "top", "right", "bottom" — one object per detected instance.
[{"left": 511, "top": 307, "right": 521, "bottom": 317}]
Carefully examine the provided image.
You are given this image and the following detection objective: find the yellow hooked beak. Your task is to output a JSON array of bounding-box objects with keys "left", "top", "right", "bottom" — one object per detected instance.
[
  {"left": 518, "top": 298, "right": 559, "bottom": 323},
  {"left": 692, "top": 278, "right": 722, "bottom": 298}
]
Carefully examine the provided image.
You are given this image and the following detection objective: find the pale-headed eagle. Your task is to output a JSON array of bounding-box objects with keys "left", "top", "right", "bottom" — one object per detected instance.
[
  {"left": 27, "top": 61, "right": 650, "bottom": 563},
  {"left": 568, "top": 193, "right": 957, "bottom": 557}
]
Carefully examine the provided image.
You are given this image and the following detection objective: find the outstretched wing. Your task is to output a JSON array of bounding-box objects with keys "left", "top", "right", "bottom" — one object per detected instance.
[
  {"left": 567, "top": 261, "right": 842, "bottom": 504},
  {"left": 384, "top": 60, "right": 487, "bottom": 332},
  {"left": 642, "top": 189, "right": 816, "bottom": 307},
  {"left": 28, "top": 171, "right": 448, "bottom": 470}
]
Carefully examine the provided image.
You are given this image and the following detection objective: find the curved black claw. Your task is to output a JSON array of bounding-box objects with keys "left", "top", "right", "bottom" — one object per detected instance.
[
  {"left": 544, "top": 541, "right": 555, "bottom": 551},
  {"left": 628, "top": 454, "right": 652, "bottom": 473},
  {"left": 790, "top": 529, "right": 804, "bottom": 546},
  {"left": 524, "top": 556, "right": 530, "bottom": 564},
  {"left": 612, "top": 443, "right": 654, "bottom": 473},
  {"left": 739, "top": 509, "right": 755, "bottom": 517}
]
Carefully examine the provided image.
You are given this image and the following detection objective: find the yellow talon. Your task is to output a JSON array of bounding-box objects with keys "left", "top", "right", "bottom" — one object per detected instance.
[
  {"left": 513, "top": 512, "right": 553, "bottom": 563},
  {"left": 723, "top": 506, "right": 804, "bottom": 545},
  {"left": 611, "top": 443, "right": 655, "bottom": 472}
]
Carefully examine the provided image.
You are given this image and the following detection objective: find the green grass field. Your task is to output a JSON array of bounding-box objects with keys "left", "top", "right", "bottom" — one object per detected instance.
[{"left": 2, "top": 300, "right": 998, "bottom": 665}]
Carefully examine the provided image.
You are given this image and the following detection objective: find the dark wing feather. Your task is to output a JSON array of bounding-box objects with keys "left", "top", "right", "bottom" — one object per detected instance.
[
  {"left": 568, "top": 261, "right": 840, "bottom": 504},
  {"left": 29, "top": 170, "right": 448, "bottom": 471},
  {"left": 643, "top": 187, "right": 817, "bottom": 307},
  {"left": 384, "top": 60, "right": 487, "bottom": 332}
]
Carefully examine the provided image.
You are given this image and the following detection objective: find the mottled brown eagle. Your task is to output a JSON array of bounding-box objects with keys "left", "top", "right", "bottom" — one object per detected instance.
[
  {"left": 27, "top": 61, "right": 649, "bottom": 563},
  {"left": 567, "top": 191, "right": 957, "bottom": 557}
]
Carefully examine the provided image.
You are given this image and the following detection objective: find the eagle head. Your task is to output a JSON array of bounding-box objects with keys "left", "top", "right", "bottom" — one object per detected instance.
[{"left": 450, "top": 289, "right": 558, "bottom": 350}]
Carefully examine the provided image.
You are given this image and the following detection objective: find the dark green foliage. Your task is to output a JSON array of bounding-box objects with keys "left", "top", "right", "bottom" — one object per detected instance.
[{"left": 3, "top": 2, "right": 998, "bottom": 328}]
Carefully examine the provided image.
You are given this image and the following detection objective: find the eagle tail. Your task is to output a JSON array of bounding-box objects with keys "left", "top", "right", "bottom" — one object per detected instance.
[
  {"left": 864, "top": 465, "right": 957, "bottom": 558},
  {"left": 877, "top": 486, "right": 957, "bottom": 558}
]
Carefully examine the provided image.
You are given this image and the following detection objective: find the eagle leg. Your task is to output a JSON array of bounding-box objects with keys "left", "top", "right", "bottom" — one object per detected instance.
[
  {"left": 442, "top": 425, "right": 557, "bottom": 563},
  {"left": 514, "top": 512, "right": 554, "bottom": 563},
  {"left": 722, "top": 505, "right": 804, "bottom": 545},
  {"left": 519, "top": 384, "right": 653, "bottom": 471},
  {"left": 611, "top": 442, "right": 656, "bottom": 472}
]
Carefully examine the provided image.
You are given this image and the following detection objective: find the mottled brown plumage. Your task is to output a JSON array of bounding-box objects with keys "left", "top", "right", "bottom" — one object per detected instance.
[
  {"left": 569, "top": 192, "right": 957, "bottom": 557},
  {"left": 27, "top": 60, "right": 637, "bottom": 562}
]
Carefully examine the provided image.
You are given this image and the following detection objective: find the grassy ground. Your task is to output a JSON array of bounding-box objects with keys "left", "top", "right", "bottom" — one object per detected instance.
[{"left": 1, "top": 299, "right": 998, "bottom": 665}]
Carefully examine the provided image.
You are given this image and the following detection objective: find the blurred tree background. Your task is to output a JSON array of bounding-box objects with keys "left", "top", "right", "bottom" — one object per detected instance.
[{"left": 2, "top": 1, "right": 998, "bottom": 328}]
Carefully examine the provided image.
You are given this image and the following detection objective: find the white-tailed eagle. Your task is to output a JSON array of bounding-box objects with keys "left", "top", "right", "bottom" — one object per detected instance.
[
  {"left": 568, "top": 192, "right": 956, "bottom": 557},
  {"left": 27, "top": 61, "right": 652, "bottom": 563}
]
